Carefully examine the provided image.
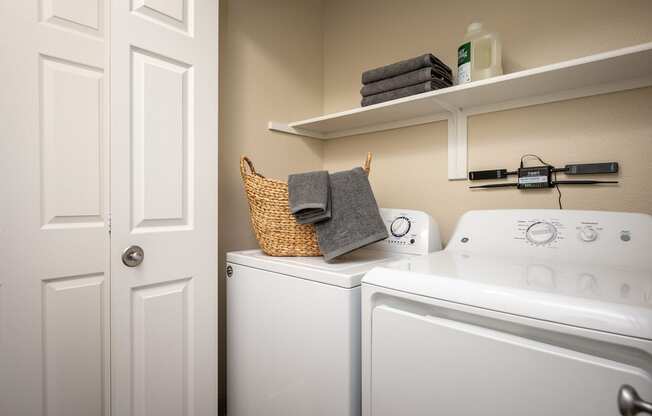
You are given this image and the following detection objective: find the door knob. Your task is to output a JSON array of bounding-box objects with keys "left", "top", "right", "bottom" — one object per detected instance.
[
  {"left": 619, "top": 385, "right": 652, "bottom": 415},
  {"left": 122, "top": 245, "right": 144, "bottom": 267}
]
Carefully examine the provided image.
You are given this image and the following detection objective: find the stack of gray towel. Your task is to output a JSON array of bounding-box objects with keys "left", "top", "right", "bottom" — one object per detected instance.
[
  {"left": 360, "top": 53, "right": 453, "bottom": 107},
  {"left": 288, "top": 167, "right": 388, "bottom": 261}
]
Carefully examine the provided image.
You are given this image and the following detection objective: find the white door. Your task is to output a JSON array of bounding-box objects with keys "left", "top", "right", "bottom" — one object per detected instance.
[
  {"left": 0, "top": 1, "right": 110, "bottom": 415},
  {"left": 368, "top": 302, "right": 652, "bottom": 416},
  {"left": 1, "top": 0, "right": 218, "bottom": 415},
  {"left": 109, "top": 1, "right": 218, "bottom": 415}
]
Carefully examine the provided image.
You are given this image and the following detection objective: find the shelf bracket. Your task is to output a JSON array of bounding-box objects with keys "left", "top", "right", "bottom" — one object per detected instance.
[
  {"left": 433, "top": 99, "right": 468, "bottom": 180},
  {"left": 268, "top": 121, "right": 326, "bottom": 139},
  {"left": 447, "top": 109, "right": 468, "bottom": 181}
]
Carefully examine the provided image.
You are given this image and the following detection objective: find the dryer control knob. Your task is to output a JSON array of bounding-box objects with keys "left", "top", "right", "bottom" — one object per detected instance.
[
  {"left": 390, "top": 216, "right": 411, "bottom": 237},
  {"left": 526, "top": 221, "right": 557, "bottom": 245},
  {"left": 579, "top": 226, "right": 598, "bottom": 242}
]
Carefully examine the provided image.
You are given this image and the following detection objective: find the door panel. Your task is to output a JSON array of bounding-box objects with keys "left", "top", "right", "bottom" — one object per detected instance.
[
  {"left": 0, "top": 0, "right": 109, "bottom": 415},
  {"left": 40, "top": 55, "right": 104, "bottom": 228},
  {"left": 131, "top": 0, "right": 191, "bottom": 33},
  {"left": 110, "top": 1, "right": 218, "bottom": 415},
  {"left": 41, "top": 0, "right": 104, "bottom": 37},
  {"left": 370, "top": 304, "right": 652, "bottom": 416},
  {"left": 131, "top": 47, "right": 192, "bottom": 230},
  {"left": 131, "top": 278, "right": 193, "bottom": 416},
  {"left": 43, "top": 274, "right": 105, "bottom": 416}
]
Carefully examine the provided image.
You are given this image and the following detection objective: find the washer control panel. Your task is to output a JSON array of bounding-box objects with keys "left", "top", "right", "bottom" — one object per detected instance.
[
  {"left": 390, "top": 216, "right": 411, "bottom": 237},
  {"left": 373, "top": 208, "right": 442, "bottom": 255}
]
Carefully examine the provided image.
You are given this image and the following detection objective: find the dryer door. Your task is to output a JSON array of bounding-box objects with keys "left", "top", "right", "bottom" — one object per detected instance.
[{"left": 368, "top": 300, "right": 652, "bottom": 416}]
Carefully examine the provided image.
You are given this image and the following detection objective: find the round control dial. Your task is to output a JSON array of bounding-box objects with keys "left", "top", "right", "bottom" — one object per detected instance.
[
  {"left": 390, "top": 216, "right": 411, "bottom": 237},
  {"left": 526, "top": 221, "right": 558, "bottom": 245},
  {"left": 579, "top": 226, "right": 598, "bottom": 242}
]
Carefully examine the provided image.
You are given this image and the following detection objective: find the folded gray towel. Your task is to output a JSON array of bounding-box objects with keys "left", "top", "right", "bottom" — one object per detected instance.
[
  {"left": 360, "top": 67, "right": 452, "bottom": 97},
  {"left": 362, "top": 53, "right": 451, "bottom": 84},
  {"left": 361, "top": 79, "right": 450, "bottom": 107},
  {"left": 315, "top": 167, "right": 388, "bottom": 261},
  {"left": 288, "top": 170, "right": 331, "bottom": 224}
]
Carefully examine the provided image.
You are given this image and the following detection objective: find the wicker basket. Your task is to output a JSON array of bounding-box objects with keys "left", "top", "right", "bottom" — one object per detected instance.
[{"left": 240, "top": 153, "right": 372, "bottom": 257}]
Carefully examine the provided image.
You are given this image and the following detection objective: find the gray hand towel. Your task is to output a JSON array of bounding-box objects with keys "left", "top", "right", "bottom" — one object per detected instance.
[
  {"left": 360, "top": 67, "right": 452, "bottom": 97},
  {"left": 361, "top": 79, "right": 451, "bottom": 107},
  {"left": 315, "top": 167, "right": 388, "bottom": 261},
  {"left": 362, "top": 53, "right": 452, "bottom": 84},
  {"left": 288, "top": 171, "right": 331, "bottom": 224}
]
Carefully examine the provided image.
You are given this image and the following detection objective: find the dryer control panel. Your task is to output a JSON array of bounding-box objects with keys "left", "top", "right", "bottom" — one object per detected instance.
[
  {"left": 447, "top": 209, "right": 651, "bottom": 268},
  {"left": 370, "top": 208, "right": 442, "bottom": 255},
  {"left": 516, "top": 217, "right": 621, "bottom": 248}
]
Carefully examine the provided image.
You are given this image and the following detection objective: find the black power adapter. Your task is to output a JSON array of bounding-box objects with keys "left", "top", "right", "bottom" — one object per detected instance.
[
  {"left": 517, "top": 166, "right": 552, "bottom": 189},
  {"left": 469, "top": 161, "right": 619, "bottom": 182},
  {"left": 468, "top": 169, "right": 510, "bottom": 181},
  {"left": 564, "top": 162, "right": 619, "bottom": 175},
  {"left": 467, "top": 156, "right": 619, "bottom": 206}
]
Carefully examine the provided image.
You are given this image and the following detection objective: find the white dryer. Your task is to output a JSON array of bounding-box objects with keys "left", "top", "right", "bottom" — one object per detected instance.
[
  {"left": 227, "top": 208, "right": 441, "bottom": 416},
  {"left": 362, "top": 209, "right": 652, "bottom": 416}
]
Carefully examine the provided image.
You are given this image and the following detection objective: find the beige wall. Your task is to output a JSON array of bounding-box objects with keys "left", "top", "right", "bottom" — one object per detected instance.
[
  {"left": 219, "top": 0, "right": 652, "bottom": 411},
  {"left": 218, "top": 0, "right": 324, "bottom": 410},
  {"left": 322, "top": 0, "right": 652, "bottom": 241}
]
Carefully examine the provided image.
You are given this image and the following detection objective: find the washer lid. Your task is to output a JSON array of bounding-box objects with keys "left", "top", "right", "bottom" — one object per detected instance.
[
  {"left": 227, "top": 249, "right": 408, "bottom": 288},
  {"left": 363, "top": 250, "right": 652, "bottom": 339}
]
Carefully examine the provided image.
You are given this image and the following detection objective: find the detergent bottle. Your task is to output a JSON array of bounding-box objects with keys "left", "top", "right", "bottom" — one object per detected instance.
[{"left": 457, "top": 22, "right": 502, "bottom": 84}]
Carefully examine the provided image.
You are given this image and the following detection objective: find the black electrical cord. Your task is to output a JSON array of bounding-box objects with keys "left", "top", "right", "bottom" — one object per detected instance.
[
  {"left": 520, "top": 154, "right": 549, "bottom": 168},
  {"left": 520, "top": 154, "right": 563, "bottom": 209},
  {"left": 555, "top": 171, "right": 562, "bottom": 209}
]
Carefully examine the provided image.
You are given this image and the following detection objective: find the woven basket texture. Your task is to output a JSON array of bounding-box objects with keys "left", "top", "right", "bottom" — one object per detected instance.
[{"left": 240, "top": 153, "right": 372, "bottom": 256}]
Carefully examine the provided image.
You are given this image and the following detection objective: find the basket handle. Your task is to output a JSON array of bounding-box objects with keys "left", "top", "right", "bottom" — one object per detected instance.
[
  {"left": 242, "top": 153, "right": 371, "bottom": 177},
  {"left": 363, "top": 152, "right": 372, "bottom": 174},
  {"left": 240, "top": 156, "right": 263, "bottom": 179}
]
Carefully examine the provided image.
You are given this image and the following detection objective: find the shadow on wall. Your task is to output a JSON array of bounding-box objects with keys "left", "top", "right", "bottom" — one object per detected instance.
[{"left": 217, "top": 0, "right": 325, "bottom": 413}]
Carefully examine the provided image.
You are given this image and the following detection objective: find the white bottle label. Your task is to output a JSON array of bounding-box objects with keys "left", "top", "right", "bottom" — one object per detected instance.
[{"left": 458, "top": 42, "right": 471, "bottom": 84}]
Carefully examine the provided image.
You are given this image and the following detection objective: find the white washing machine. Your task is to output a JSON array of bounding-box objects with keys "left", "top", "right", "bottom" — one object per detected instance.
[
  {"left": 362, "top": 209, "right": 652, "bottom": 416},
  {"left": 227, "top": 208, "right": 441, "bottom": 416}
]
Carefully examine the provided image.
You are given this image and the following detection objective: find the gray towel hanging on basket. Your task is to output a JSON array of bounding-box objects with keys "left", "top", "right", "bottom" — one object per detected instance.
[{"left": 315, "top": 167, "right": 388, "bottom": 261}]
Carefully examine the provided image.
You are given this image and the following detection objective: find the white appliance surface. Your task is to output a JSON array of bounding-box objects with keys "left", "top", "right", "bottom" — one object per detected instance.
[
  {"left": 365, "top": 209, "right": 652, "bottom": 338},
  {"left": 361, "top": 209, "right": 652, "bottom": 416},
  {"left": 227, "top": 208, "right": 440, "bottom": 416},
  {"left": 227, "top": 208, "right": 441, "bottom": 288},
  {"left": 227, "top": 262, "right": 363, "bottom": 416},
  {"left": 227, "top": 248, "right": 406, "bottom": 288}
]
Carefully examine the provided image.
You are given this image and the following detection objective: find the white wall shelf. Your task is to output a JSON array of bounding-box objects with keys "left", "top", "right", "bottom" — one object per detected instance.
[{"left": 269, "top": 42, "right": 652, "bottom": 180}]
